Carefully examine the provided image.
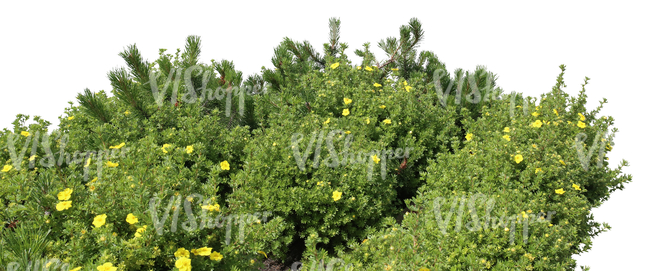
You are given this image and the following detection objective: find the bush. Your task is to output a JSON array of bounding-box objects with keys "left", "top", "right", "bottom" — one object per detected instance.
[{"left": 0, "top": 18, "right": 630, "bottom": 271}]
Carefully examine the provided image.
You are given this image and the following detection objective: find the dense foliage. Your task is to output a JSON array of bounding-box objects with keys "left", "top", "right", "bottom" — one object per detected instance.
[{"left": 0, "top": 18, "right": 631, "bottom": 271}]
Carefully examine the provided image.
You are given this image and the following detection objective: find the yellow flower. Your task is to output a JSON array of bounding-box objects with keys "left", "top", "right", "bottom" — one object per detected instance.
[
  {"left": 175, "top": 257, "right": 191, "bottom": 271},
  {"left": 186, "top": 145, "right": 194, "bottom": 154},
  {"left": 535, "top": 168, "right": 542, "bottom": 174},
  {"left": 124, "top": 110, "right": 131, "bottom": 115},
  {"left": 195, "top": 247, "right": 212, "bottom": 256},
  {"left": 365, "top": 66, "right": 373, "bottom": 71},
  {"left": 502, "top": 135, "right": 511, "bottom": 141},
  {"left": 373, "top": 83, "right": 382, "bottom": 88},
  {"left": 71, "top": 267, "right": 82, "bottom": 271},
  {"left": 554, "top": 109, "right": 559, "bottom": 116},
  {"left": 379, "top": 105, "right": 386, "bottom": 109},
  {"left": 175, "top": 248, "right": 190, "bottom": 258},
  {"left": 89, "top": 185, "right": 96, "bottom": 192},
  {"left": 58, "top": 188, "right": 73, "bottom": 200},
  {"left": 532, "top": 144, "right": 537, "bottom": 149},
  {"left": 97, "top": 262, "right": 117, "bottom": 271},
  {"left": 29, "top": 155, "right": 37, "bottom": 161},
  {"left": 162, "top": 144, "right": 172, "bottom": 153},
  {"left": 134, "top": 226, "right": 146, "bottom": 237},
  {"left": 577, "top": 121, "right": 586, "bottom": 128},
  {"left": 56, "top": 201, "right": 72, "bottom": 211},
  {"left": 578, "top": 113, "right": 585, "bottom": 121},
  {"left": 383, "top": 119, "right": 391, "bottom": 125},
  {"left": 332, "top": 190, "right": 342, "bottom": 201},
  {"left": 345, "top": 131, "right": 351, "bottom": 134},
  {"left": 68, "top": 116, "right": 75, "bottom": 120},
  {"left": 105, "top": 161, "right": 119, "bottom": 168},
  {"left": 324, "top": 118, "right": 331, "bottom": 124},
  {"left": 126, "top": 213, "right": 138, "bottom": 224},
  {"left": 20, "top": 131, "right": 31, "bottom": 137},
  {"left": 503, "top": 127, "right": 510, "bottom": 133},
  {"left": 466, "top": 133, "right": 473, "bottom": 141},
  {"left": 220, "top": 160, "right": 230, "bottom": 171},
  {"left": 1, "top": 165, "right": 12, "bottom": 172},
  {"left": 405, "top": 85, "right": 412, "bottom": 92},
  {"left": 210, "top": 252, "right": 224, "bottom": 261},
  {"left": 93, "top": 214, "right": 107, "bottom": 228},
  {"left": 109, "top": 142, "right": 125, "bottom": 149},
  {"left": 555, "top": 188, "right": 565, "bottom": 195},
  {"left": 514, "top": 154, "right": 523, "bottom": 164},
  {"left": 202, "top": 203, "right": 221, "bottom": 212},
  {"left": 365, "top": 118, "right": 370, "bottom": 124},
  {"left": 572, "top": 184, "right": 581, "bottom": 191},
  {"left": 531, "top": 120, "right": 543, "bottom": 128},
  {"left": 391, "top": 68, "right": 399, "bottom": 71},
  {"left": 84, "top": 158, "right": 92, "bottom": 167},
  {"left": 559, "top": 160, "right": 566, "bottom": 166},
  {"left": 344, "top": 98, "right": 352, "bottom": 104},
  {"left": 372, "top": 154, "right": 380, "bottom": 164},
  {"left": 532, "top": 112, "right": 540, "bottom": 117},
  {"left": 357, "top": 66, "right": 362, "bottom": 70},
  {"left": 342, "top": 109, "right": 350, "bottom": 116},
  {"left": 330, "top": 62, "right": 340, "bottom": 69}
]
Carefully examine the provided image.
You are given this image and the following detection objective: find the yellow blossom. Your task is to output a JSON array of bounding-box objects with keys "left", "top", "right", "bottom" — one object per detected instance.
[
  {"left": 162, "top": 144, "right": 172, "bottom": 153},
  {"left": 68, "top": 116, "right": 75, "bottom": 120},
  {"left": 186, "top": 145, "right": 194, "bottom": 154},
  {"left": 70, "top": 267, "right": 82, "bottom": 271},
  {"left": 1, "top": 165, "right": 12, "bottom": 172},
  {"left": 379, "top": 105, "right": 386, "bottom": 109},
  {"left": 126, "top": 213, "right": 138, "bottom": 224},
  {"left": 502, "top": 135, "right": 511, "bottom": 141},
  {"left": 175, "top": 257, "right": 191, "bottom": 271},
  {"left": 391, "top": 68, "right": 399, "bottom": 71},
  {"left": 559, "top": 160, "right": 566, "bottom": 166},
  {"left": 93, "top": 214, "right": 107, "bottom": 228},
  {"left": 572, "top": 184, "right": 581, "bottom": 191},
  {"left": 124, "top": 110, "right": 130, "bottom": 115},
  {"left": 344, "top": 98, "right": 352, "bottom": 104},
  {"left": 373, "top": 83, "right": 382, "bottom": 87},
  {"left": 342, "top": 109, "right": 350, "bottom": 116},
  {"left": 532, "top": 144, "right": 537, "bottom": 149},
  {"left": 535, "top": 168, "right": 542, "bottom": 174},
  {"left": 555, "top": 188, "right": 565, "bottom": 195},
  {"left": 372, "top": 155, "right": 380, "bottom": 164},
  {"left": 383, "top": 119, "right": 391, "bottom": 125},
  {"left": 84, "top": 158, "right": 92, "bottom": 167},
  {"left": 109, "top": 142, "right": 125, "bottom": 149},
  {"left": 553, "top": 109, "right": 559, "bottom": 116},
  {"left": 332, "top": 190, "right": 342, "bottom": 201},
  {"left": 324, "top": 118, "right": 330, "bottom": 124},
  {"left": 466, "top": 133, "right": 473, "bottom": 141},
  {"left": 175, "top": 248, "right": 190, "bottom": 258},
  {"left": 210, "top": 252, "right": 223, "bottom": 261},
  {"left": 503, "top": 127, "right": 510, "bottom": 133},
  {"left": 220, "top": 161, "right": 230, "bottom": 171},
  {"left": 29, "top": 155, "right": 37, "bottom": 161},
  {"left": 105, "top": 161, "right": 119, "bottom": 168},
  {"left": 58, "top": 188, "right": 73, "bottom": 200},
  {"left": 405, "top": 85, "right": 412, "bottom": 92},
  {"left": 21, "top": 131, "right": 30, "bottom": 137},
  {"left": 578, "top": 113, "right": 585, "bottom": 121},
  {"left": 365, "top": 118, "right": 370, "bottom": 124},
  {"left": 577, "top": 121, "right": 586, "bottom": 128},
  {"left": 56, "top": 201, "right": 72, "bottom": 211},
  {"left": 514, "top": 154, "right": 523, "bottom": 164},
  {"left": 345, "top": 131, "right": 351, "bottom": 134},
  {"left": 532, "top": 112, "right": 540, "bottom": 117},
  {"left": 364, "top": 66, "right": 373, "bottom": 71},
  {"left": 531, "top": 120, "right": 543, "bottom": 128},
  {"left": 357, "top": 66, "right": 362, "bottom": 70},
  {"left": 195, "top": 247, "right": 212, "bottom": 256},
  {"left": 330, "top": 62, "right": 340, "bottom": 69},
  {"left": 97, "top": 262, "right": 117, "bottom": 271}
]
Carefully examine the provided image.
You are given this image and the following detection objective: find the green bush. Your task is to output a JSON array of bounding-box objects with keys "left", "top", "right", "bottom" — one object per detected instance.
[{"left": 0, "top": 18, "right": 630, "bottom": 271}]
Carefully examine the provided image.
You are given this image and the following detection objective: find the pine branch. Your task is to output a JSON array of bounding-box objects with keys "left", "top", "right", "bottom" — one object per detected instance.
[
  {"left": 76, "top": 88, "right": 113, "bottom": 123},
  {"left": 327, "top": 17, "right": 341, "bottom": 56},
  {"left": 118, "top": 44, "right": 150, "bottom": 84},
  {"left": 182, "top": 35, "right": 202, "bottom": 67},
  {"left": 108, "top": 67, "right": 150, "bottom": 118}
]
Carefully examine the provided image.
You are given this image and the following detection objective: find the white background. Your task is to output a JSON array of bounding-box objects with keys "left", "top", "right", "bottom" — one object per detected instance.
[{"left": 1, "top": 1, "right": 648, "bottom": 269}]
